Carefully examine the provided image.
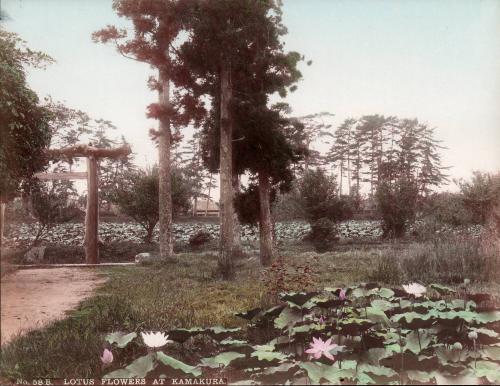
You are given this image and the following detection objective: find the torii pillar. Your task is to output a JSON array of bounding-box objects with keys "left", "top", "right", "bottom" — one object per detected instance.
[
  {"left": 41, "top": 144, "right": 131, "bottom": 264},
  {"left": 85, "top": 155, "right": 99, "bottom": 264}
]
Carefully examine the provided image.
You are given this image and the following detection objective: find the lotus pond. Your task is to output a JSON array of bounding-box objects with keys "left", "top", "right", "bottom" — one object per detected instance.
[{"left": 101, "top": 282, "right": 500, "bottom": 385}]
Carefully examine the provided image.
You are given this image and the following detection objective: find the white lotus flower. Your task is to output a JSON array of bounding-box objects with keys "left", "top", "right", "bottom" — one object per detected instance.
[
  {"left": 402, "top": 283, "right": 427, "bottom": 298},
  {"left": 141, "top": 332, "right": 172, "bottom": 348}
]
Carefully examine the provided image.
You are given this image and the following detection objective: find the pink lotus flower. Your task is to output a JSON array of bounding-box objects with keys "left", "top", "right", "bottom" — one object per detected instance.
[
  {"left": 100, "top": 348, "right": 113, "bottom": 365},
  {"left": 318, "top": 315, "right": 326, "bottom": 324},
  {"left": 305, "top": 337, "right": 337, "bottom": 361},
  {"left": 339, "top": 289, "right": 347, "bottom": 301}
]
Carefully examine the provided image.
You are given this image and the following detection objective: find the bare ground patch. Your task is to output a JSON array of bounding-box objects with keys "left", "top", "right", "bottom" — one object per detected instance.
[{"left": 1, "top": 267, "right": 107, "bottom": 345}]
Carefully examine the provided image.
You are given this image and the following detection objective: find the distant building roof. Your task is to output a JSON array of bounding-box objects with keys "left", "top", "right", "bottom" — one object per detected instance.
[{"left": 195, "top": 198, "right": 219, "bottom": 212}]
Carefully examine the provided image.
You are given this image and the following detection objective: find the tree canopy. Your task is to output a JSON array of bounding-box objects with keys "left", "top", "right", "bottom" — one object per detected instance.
[{"left": 0, "top": 30, "right": 53, "bottom": 201}]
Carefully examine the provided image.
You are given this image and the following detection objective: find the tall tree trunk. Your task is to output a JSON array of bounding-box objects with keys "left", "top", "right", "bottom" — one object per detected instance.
[
  {"left": 145, "top": 223, "right": 154, "bottom": 244},
  {"left": 258, "top": 171, "right": 273, "bottom": 267},
  {"left": 192, "top": 196, "right": 197, "bottom": 217},
  {"left": 0, "top": 201, "right": 5, "bottom": 249},
  {"left": 205, "top": 173, "right": 213, "bottom": 216},
  {"left": 158, "top": 69, "right": 173, "bottom": 259},
  {"left": 339, "top": 161, "right": 343, "bottom": 196},
  {"left": 85, "top": 156, "right": 99, "bottom": 264},
  {"left": 232, "top": 173, "right": 242, "bottom": 254},
  {"left": 219, "top": 64, "right": 234, "bottom": 278}
]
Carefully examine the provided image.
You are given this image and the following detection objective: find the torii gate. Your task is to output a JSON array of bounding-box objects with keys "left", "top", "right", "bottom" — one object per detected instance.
[{"left": 35, "top": 144, "right": 131, "bottom": 264}]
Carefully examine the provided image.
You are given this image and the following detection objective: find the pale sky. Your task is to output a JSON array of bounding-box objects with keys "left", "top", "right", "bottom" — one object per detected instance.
[{"left": 2, "top": 0, "right": 500, "bottom": 193}]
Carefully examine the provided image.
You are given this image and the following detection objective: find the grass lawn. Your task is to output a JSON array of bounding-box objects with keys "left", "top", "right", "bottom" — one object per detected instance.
[{"left": 1, "top": 241, "right": 499, "bottom": 380}]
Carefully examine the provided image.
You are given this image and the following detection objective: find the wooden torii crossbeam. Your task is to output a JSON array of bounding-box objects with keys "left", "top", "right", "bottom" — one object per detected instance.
[{"left": 35, "top": 144, "right": 131, "bottom": 264}]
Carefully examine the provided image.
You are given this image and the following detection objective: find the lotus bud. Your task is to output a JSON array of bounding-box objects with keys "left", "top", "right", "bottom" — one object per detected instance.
[
  {"left": 100, "top": 348, "right": 113, "bottom": 365},
  {"left": 468, "top": 331, "right": 478, "bottom": 340},
  {"left": 464, "top": 278, "right": 470, "bottom": 285},
  {"left": 452, "top": 342, "right": 463, "bottom": 350}
]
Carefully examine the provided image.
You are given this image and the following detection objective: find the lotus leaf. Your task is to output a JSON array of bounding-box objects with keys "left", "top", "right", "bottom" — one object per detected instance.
[
  {"left": 472, "top": 361, "right": 500, "bottom": 383},
  {"left": 235, "top": 308, "right": 262, "bottom": 321},
  {"left": 358, "top": 363, "right": 397, "bottom": 378},
  {"left": 299, "top": 362, "right": 356, "bottom": 384},
  {"left": 168, "top": 327, "right": 205, "bottom": 342},
  {"left": 430, "top": 284, "right": 456, "bottom": 295},
  {"left": 156, "top": 352, "right": 202, "bottom": 376},
  {"left": 105, "top": 332, "right": 137, "bottom": 348},
  {"left": 251, "top": 350, "right": 289, "bottom": 362},
  {"left": 404, "top": 329, "right": 433, "bottom": 354},
  {"left": 274, "top": 307, "right": 302, "bottom": 329},
  {"left": 121, "top": 354, "right": 155, "bottom": 378},
  {"left": 406, "top": 370, "right": 435, "bottom": 383},
  {"left": 200, "top": 352, "right": 246, "bottom": 368},
  {"left": 365, "top": 306, "right": 390, "bottom": 326},
  {"left": 279, "top": 292, "right": 320, "bottom": 307},
  {"left": 262, "top": 362, "right": 298, "bottom": 375}
]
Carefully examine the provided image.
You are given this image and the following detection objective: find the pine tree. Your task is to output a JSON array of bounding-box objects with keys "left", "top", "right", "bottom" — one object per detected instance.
[
  {"left": 177, "top": 0, "right": 302, "bottom": 274},
  {"left": 357, "top": 115, "right": 386, "bottom": 197},
  {"left": 295, "top": 112, "right": 335, "bottom": 173},
  {"left": 329, "top": 118, "right": 355, "bottom": 195},
  {"left": 93, "top": 0, "right": 196, "bottom": 260}
]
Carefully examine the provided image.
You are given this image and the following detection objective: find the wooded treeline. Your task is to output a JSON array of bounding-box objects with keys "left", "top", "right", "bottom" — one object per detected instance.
[
  {"left": 1, "top": 1, "right": 453, "bottom": 277},
  {"left": 328, "top": 115, "right": 447, "bottom": 200}
]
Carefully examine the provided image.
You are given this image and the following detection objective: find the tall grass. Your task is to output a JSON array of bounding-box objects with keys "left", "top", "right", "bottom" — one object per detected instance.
[{"left": 370, "top": 235, "right": 500, "bottom": 284}]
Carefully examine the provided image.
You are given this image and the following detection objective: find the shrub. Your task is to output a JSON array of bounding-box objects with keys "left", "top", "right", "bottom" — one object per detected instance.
[
  {"left": 271, "top": 187, "right": 305, "bottom": 221},
  {"left": 458, "top": 171, "right": 500, "bottom": 224},
  {"left": 421, "top": 192, "right": 475, "bottom": 226},
  {"left": 376, "top": 163, "right": 419, "bottom": 238},
  {"left": 110, "top": 169, "right": 159, "bottom": 243},
  {"left": 110, "top": 166, "right": 192, "bottom": 242},
  {"left": 30, "top": 180, "right": 80, "bottom": 245},
  {"left": 306, "top": 218, "right": 338, "bottom": 252},
  {"left": 299, "top": 169, "right": 352, "bottom": 250},
  {"left": 188, "top": 230, "right": 212, "bottom": 249},
  {"left": 234, "top": 184, "right": 261, "bottom": 225},
  {"left": 299, "top": 169, "right": 352, "bottom": 223}
]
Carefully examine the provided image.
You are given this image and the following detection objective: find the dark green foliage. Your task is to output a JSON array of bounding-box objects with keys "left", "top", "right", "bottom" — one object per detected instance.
[
  {"left": 329, "top": 115, "right": 447, "bottom": 200},
  {"left": 234, "top": 184, "right": 278, "bottom": 226},
  {"left": 458, "top": 171, "right": 500, "bottom": 224},
  {"left": 376, "top": 161, "right": 419, "bottom": 238},
  {"left": 177, "top": 0, "right": 304, "bottom": 184},
  {"left": 293, "top": 112, "right": 334, "bottom": 172},
  {"left": 188, "top": 230, "right": 212, "bottom": 249},
  {"left": 422, "top": 192, "right": 475, "bottom": 226},
  {"left": 110, "top": 169, "right": 159, "bottom": 243},
  {"left": 308, "top": 218, "right": 339, "bottom": 252},
  {"left": 300, "top": 169, "right": 352, "bottom": 223},
  {"left": 271, "top": 187, "right": 306, "bottom": 221},
  {"left": 110, "top": 167, "right": 192, "bottom": 242},
  {"left": 299, "top": 169, "right": 352, "bottom": 250},
  {"left": 30, "top": 180, "right": 80, "bottom": 245},
  {"left": 0, "top": 31, "right": 52, "bottom": 201},
  {"left": 171, "top": 168, "right": 192, "bottom": 218},
  {"left": 234, "top": 184, "right": 261, "bottom": 225}
]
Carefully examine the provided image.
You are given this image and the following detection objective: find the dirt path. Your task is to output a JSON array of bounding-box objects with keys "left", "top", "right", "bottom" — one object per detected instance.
[{"left": 1, "top": 268, "right": 107, "bottom": 345}]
